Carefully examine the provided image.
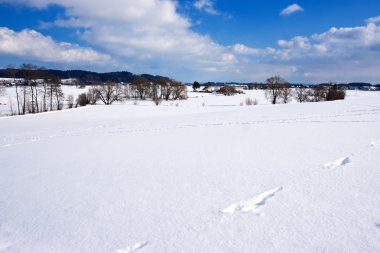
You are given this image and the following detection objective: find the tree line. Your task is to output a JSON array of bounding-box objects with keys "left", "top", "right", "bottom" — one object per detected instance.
[
  {"left": 4, "top": 64, "right": 65, "bottom": 115},
  {"left": 264, "top": 76, "right": 346, "bottom": 104},
  {"left": 191, "top": 76, "right": 346, "bottom": 103},
  {"left": 76, "top": 76, "right": 188, "bottom": 106},
  {"left": 0, "top": 65, "right": 188, "bottom": 116}
]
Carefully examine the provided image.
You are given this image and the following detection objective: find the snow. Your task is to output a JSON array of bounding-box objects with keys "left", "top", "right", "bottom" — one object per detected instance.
[{"left": 0, "top": 90, "right": 380, "bottom": 252}]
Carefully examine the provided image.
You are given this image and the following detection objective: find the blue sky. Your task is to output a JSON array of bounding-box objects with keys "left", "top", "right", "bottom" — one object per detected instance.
[{"left": 0, "top": 0, "right": 380, "bottom": 83}]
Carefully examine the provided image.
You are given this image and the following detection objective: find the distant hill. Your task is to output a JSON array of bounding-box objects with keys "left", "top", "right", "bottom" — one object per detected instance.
[{"left": 0, "top": 68, "right": 166, "bottom": 84}]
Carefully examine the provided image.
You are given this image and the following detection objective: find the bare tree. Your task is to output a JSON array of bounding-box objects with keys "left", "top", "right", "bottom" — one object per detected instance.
[
  {"left": 48, "top": 75, "right": 63, "bottom": 110},
  {"left": 20, "top": 64, "right": 39, "bottom": 113},
  {"left": 122, "top": 84, "right": 131, "bottom": 100},
  {"left": 132, "top": 77, "right": 151, "bottom": 100},
  {"left": 87, "top": 87, "right": 100, "bottom": 104},
  {"left": 171, "top": 80, "right": 188, "bottom": 100},
  {"left": 96, "top": 81, "right": 123, "bottom": 105},
  {"left": 281, "top": 83, "right": 292, "bottom": 104},
  {"left": 41, "top": 80, "right": 49, "bottom": 112},
  {"left": 294, "top": 86, "right": 308, "bottom": 103},
  {"left": 54, "top": 84, "right": 65, "bottom": 110},
  {"left": 67, "top": 94, "right": 74, "bottom": 109},
  {"left": 265, "top": 76, "right": 288, "bottom": 104},
  {"left": 308, "top": 86, "right": 327, "bottom": 102},
  {"left": 156, "top": 77, "right": 173, "bottom": 101}
]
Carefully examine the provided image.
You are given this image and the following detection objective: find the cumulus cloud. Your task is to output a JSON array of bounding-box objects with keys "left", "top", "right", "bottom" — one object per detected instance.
[
  {"left": 232, "top": 44, "right": 261, "bottom": 55},
  {"left": 226, "top": 18, "right": 380, "bottom": 82},
  {"left": 0, "top": 27, "right": 111, "bottom": 64},
  {"left": 0, "top": 0, "right": 234, "bottom": 80},
  {"left": 367, "top": 16, "right": 380, "bottom": 24},
  {"left": 193, "top": 0, "right": 219, "bottom": 15},
  {"left": 280, "top": 4, "right": 304, "bottom": 16},
  {"left": 1, "top": 0, "right": 380, "bottom": 83}
]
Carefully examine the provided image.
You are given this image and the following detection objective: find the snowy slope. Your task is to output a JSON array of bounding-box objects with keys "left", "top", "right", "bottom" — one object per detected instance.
[{"left": 0, "top": 91, "right": 380, "bottom": 253}]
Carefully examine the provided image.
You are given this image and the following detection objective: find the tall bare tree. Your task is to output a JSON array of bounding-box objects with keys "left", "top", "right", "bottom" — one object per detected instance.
[
  {"left": 96, "top": 81, "right": 123, "bottom": 105},
  {"left": 87, "top": 87, "right": 100, "bottom": 104},
  {"left": 281, "top": 83, "right": 292, "bottom": 104},
  {"left": 132, "top": 77, "right": 151, "bottom": 100},
  {"left": 265, "top": 76, "right": 288, "bottom": 104},
  {"left": 294, "top": 86, "right": 308, "bottom": 103},
  {"left": 48, "top": 75, "right": 62, "bottom": 111},
  {"left": 309, "top": 85, "right": 327, "bottom": 102},
  {"left": 155, "top": 77, "right": 173, "bottom": 101},
  {"left": 171, "top": 80, "right": 188, "bottom": 100}
]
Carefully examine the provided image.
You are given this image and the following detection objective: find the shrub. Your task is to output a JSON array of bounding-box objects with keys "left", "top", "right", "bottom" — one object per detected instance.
[
  {"left": 67, "top": 94, "right": 74, "bottom": 109},
  {"left": 218, "top": 85, "right": 239, "bottom": 96},
  {"left": 308, "top": 86, "right": 328, "bottom": 102},
  {"left": 245, "top": 97, "right": 258, "bottom": 106},
  {"left": 153, "top": 97, "right": 162, "bottom": 106},
  {"left": 76, "top": 93, "right": 89, "bottom": 107},
  {"left": 326, "top": 86, "right": 346, "bottom": 101},
  {"left": 87, "top": 87, "right": 100, "bottom": 104}
]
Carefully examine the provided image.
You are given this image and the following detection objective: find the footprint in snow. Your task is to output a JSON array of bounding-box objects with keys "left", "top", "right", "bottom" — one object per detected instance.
[
  {"left": 323, "top": 157, "right": 351, "bottom": 169},
  {"left": 221, "top": 187, "right": 283, "bottom": 215},
  {"left": 370, "top": 140, "right": 380, "bottom": 147},
  {"left": 114, "top": 241, "right": 149, "bottom": 253}
]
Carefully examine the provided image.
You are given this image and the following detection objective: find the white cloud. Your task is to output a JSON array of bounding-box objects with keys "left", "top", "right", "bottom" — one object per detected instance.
[
  {"left": 280, "top": 4, "right": 304, "bottom": 16},
  {"left": 232, "top": 44, "right": 261, "bottom": 55},
  {"left": 194, "top": 0, "right": 219, "bottom": 15},
  {"left": 367, "top": 16, "right": 380, "bottom": 24},
  {"left": 1, "top": 1, "right": 380, "bottom": 83},
  {"left": 0, "top": 0, "right": 234, "bottom": 80},
  {"left": 0, "top": 27, "right": 111, "bottom": 64}
]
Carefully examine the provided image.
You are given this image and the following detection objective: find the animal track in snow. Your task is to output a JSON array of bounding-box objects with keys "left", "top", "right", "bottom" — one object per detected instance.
[
  {"left": 114, "top": 241, "right": 149, "bottom": 253},
  {"left": 323, "top": 157, "right": 351, "bottom": 169},
  {"left": 370, "top": 140, "right": 380, "bottom": 147},
  {"left": 221, "top": 187, "right": 283, "bottom": 215}
]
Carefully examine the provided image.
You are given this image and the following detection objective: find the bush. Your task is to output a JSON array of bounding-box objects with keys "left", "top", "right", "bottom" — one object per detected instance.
[
  {"left": 153, "top": 97, "right": 162, "bottom": 106},
  {"left": 76, "top": 93, "right": 89, "bottom": 107},
  {"left": 326, "top": 86, "right": 346, "bottom": 101},
  {"left": 87, "top": 87, "right": 100, "bottom": 104},
  {"left": 245, "top": 97, "right": 258, "bottom": 106},
  {"left": 308, "top": 86, "right": 328, "bottom": 102},
  {"left": 67, "top": 94, "right": 74, "bottom": 109},
  {"left": 218, "top": 85, "right": 239, "bottom": 96}
]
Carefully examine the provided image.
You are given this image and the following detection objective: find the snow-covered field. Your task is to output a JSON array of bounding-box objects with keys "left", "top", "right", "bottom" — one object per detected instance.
[{"left": 0, "top": 90, "right": 380, "bottom": 253}]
